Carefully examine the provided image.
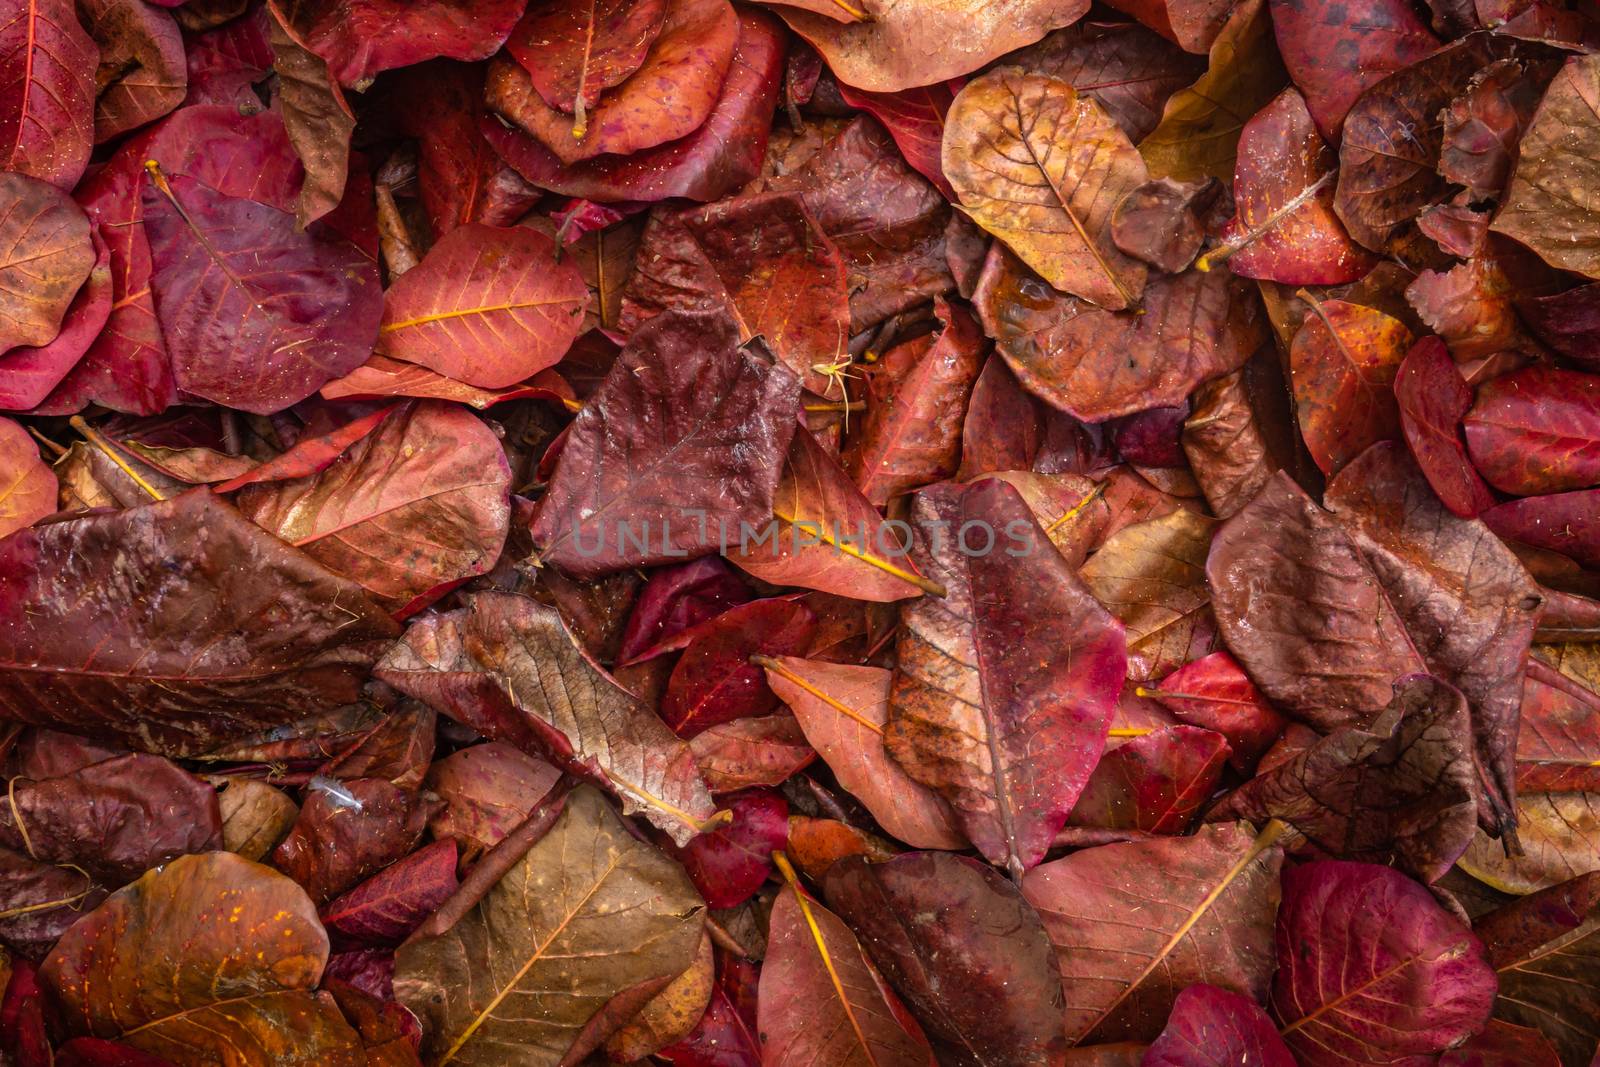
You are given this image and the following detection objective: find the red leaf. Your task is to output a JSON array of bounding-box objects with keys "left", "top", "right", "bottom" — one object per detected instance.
[
  {"left": 1289, "top": 296, "right": 1413, "bottom": 475},
  {"left": 1215, "top": 87, "right": 1374, "bottom": 284},
  {"left": 481, "top": 8, "right": 787, "bottom": 204},
  {"left": 141, "top": 170, "right": 380, "bottom": 414},
  {"left": 670, "top": 786, "right": 786, "bottom": 908},
  {"left": 1141, "top": 651, "right": 1287, "bottom": 772},
  {"left": 268, "top": 0, "right": 525, "bottom": 87},
  {"left": 321, "top": 839, "right": 459, "bottom": 947},
  {"left": 835, "top": 82, "right": 959, "bottom": 199},
  {"left": 660, "top": 598, "right": 817, "bottom": 736},
  {"left": 1395, "top": 335, "right": 1496, "bottom": 517},
  {"left": 1142, "top": 984, "right": 1295, "bottom": 1067},
  {"left": 378, "top": 223, "right": 587, "bottom": 390},
  {"left": 0, "top": 0, "right": 97, "bottom": 188},
  {"left": 1273, "top": 862, "right": 1497, "bottom": 1067},
  {"left": 0, "top": 417, "right": 56, "bottom": 540},
  {"left": 237, "top": 401, "right": 511, "bottom": 615},
  {"left": 1464, "top": 366, "right": 1600, "bottom": 495},
  {"left": 1067, "top": 725, "right": 1229, "bottom": 835}
]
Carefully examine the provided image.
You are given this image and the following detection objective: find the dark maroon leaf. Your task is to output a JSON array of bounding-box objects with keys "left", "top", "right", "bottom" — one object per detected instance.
[
  {"left": 670, "top": 787, "right": 787, "bottom": 908},
  {"left": 529, "top": 308, "right": 800, "bottom": 576},
  {"left": 823, "top": 851, "right": 1067, "bottom": 1067},
  {"left": 0, "top": 489, "right": 398, "bottom": 755},
  {"left": 321, "top": 839, "right": 459, "bottom": 947},
  {"left": 1213, "top": 674, "right": 1477, "bottom": 882},
  {"left": 272, "top": 777, "right": 433, "bottom": 904}
]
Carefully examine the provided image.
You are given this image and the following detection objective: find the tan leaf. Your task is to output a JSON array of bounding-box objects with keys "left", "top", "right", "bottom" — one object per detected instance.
[
  {"left": 395, "top": 786, "right": 706, "bottom": 1067},
  {"left": 268, "top": 10, "right": 353, "bottom": 225},
  {"left": 1459, "top": 792, "right": 1600, "bottom": 894},
  {"left": 1080, "top": 508, "right": 1219, "bottom": 682},
  {"left": 944, "top": 68, "right": 1148, "bottom": 309},
  {"left": 772, "top": 0, "right": 1088, "bottom": 93},
  {"left": 1491, "top": 53, "right": 1600, "bottom": 279},
  {"left": 1138, "top": 0, "right": 1285, "bottom": 183},
  {"left": 0, "top": 173, "right": 94, "bottom": 350}
]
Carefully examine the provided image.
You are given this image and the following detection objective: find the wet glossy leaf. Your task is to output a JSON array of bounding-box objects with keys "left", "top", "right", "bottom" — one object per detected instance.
[
  {"left": 1335, "top": 37, "right": 1496, "bottom": 252},
  {"left": 887, "top": 478, "right": 1126, "bottom": 876},
  {"left": 1289, "top": 296, "right": 1413, "bottom": 475},
  {"left": 844, "top": 298, "right": 984, "bottom": 504},
  {"left": 1003, "top": 20, "right": 1203, "bottom": 143},
  {"left": 658, "top": 598, "right": 816, "bottom": 735},
  {"left": 619, "top": 191, "right": 851, "bottom": 394},
  {"left": 1067, "top": 724, "right": 1229, "bottom": 834},
  {"left": 481, "top": 8, "right": 786, "bottom": 204},
  {"left": 1022, "top": 821, "right": 1285, "bottom": 1043},
  {"left": 530, "top": 309, "right": 800, "bottom": 576},
  {"left": 238, "top": 400, "right": 512, "bottom": 615},
  {"left": 1142, "top": 651, "right": 1287, "bottom": 772},
  {"left": 944, "top": 68, "right": 1147, "bottom": 310},
  {"left": 823, "top": 851, "right": 1067, "bottom": 1067},
  {"left": 268, "top": 0, "right": 525, "bottom": 87},
  {"left": 0, "top": 489, "right": 397, "bottom": 755},
  {"left": 41, "top": 852, "right": 364, "bottom": 1066},
  {"left": 1214, "top": 675, "right": 1478, "bottom": 881},
  {"left": 1213, "top": 87, "right": 1374, "bottom": 284},
  {"left": 272, "top": 777, "right": 432, "bottom": 904},
  {"left": 1269, "top": 0, "right": 1438, "bottom": 141},
  {"left": 504, "top": 0, "right": 668, "bottom": 118},
  {"left": 0, "top": 753, "right": 221, "bottom": 884},
  {"left": 395, "top": 786, "right": 706, "bottom": 1067},
  {"left": 0, "top": 0, "right": 97, "bottom": 188}
]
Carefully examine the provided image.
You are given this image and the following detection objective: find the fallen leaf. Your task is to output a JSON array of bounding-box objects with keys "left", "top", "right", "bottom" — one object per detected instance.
[
  {"left": 1273, "top": 861, "right": 1498, "bottom": 1067},
  {"left": 1464, "top": 366, "right": 1600, "bottom": 496},
  {"left": 41, "top": 852, "right": 364, "bottom": 1066},
  {"left": 944, "top": 68, "right": 1148, "bottom": 310},
  {"left": 376, "top": 591, "right": 717, "bottom": 845},
  {"left": 0, "top": 0, "right": 98, "bottom": 187},
  {"left": 1142, "top": 984, "right": 1296, "bottom": 1067},
  {"left": 1490, "top": 53, "right": 1600, "bottom": 279},
  {"left": 822, "top": 851, "right": 1068, "bottom": 1066},
  {"left": 774, "top": 0, "right": 1088, "bottom": 93},
  {"left": 529, "top": 309, "right": 800, "bottom": 575},
  {"left": 887, "top": 478, "right": 1126, "bottom": 876},
  {"left": 1288, "top": 295, "right": 1413, "bottom": 475},
  {"left": 1022, "top": 821, "right": 1285, "bottom": 1043},
  {"left": 757, "top": 879, "right": 935, "bottom": 1067},
  {"left": 394, "top": 786, "right": 706, "bottom": 1067}
]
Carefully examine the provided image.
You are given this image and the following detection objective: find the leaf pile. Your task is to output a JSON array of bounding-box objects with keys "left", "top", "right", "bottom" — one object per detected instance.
[{"left": 2, "top": 0, "right": 1600, "bottom": 1064}]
